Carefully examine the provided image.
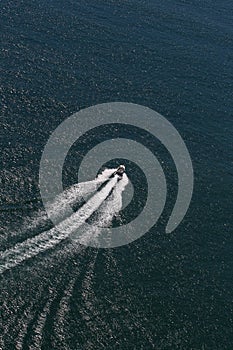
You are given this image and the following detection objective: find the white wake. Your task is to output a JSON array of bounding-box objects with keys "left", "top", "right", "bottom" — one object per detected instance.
[
  {"left": 77, "top": 174, "right": 128, "bottom": 246},
  {"left": 24, "top": 168, "right": 116, "bottom": 232},
  {"left": 0, "top": 170, "right": 128, "bottom": 274}
]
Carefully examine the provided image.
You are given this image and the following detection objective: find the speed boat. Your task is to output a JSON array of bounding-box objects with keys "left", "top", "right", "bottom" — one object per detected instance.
[
  {"left": 94, "top": 165, "right": 126, "bottom": 198},
  {"left": 114, "top": 165, "right": 125, "bottom": 178}
]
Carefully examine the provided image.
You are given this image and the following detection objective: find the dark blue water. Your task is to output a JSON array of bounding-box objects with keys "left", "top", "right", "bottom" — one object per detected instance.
[{"left": 1, "top": 0, "right": 233, "bottom": 349}]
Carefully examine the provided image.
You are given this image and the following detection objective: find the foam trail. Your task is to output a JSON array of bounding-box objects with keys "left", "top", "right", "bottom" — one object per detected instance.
[
  {"left": 77, "top": 174, "right": 129, "bottom": 246},
  {"left": 46, "top": 168, "right": 116, "bottom": 222},
  {"left": 22, "top": 168, "right": 117, "bottom": 233},
  {"left": 0, "top": 176, "right": 118, "bottom": 274}
]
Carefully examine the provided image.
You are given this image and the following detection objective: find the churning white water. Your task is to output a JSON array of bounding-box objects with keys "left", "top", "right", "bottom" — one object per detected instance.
[{"left": 0, "top": 169, "right": 128, "bottom": 274}]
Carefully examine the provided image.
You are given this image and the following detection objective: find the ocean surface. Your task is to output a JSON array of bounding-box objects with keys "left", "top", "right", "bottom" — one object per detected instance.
[{"left": 1, "top": 0, "right": 233, "bottom": 349}]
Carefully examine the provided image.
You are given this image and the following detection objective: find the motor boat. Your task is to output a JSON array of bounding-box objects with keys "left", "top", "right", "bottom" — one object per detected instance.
[{"left": 114, "top": 165, "right": 125, "bottom": 178}]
